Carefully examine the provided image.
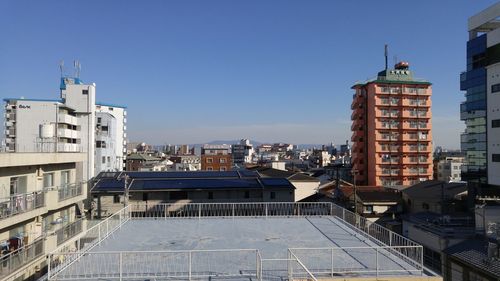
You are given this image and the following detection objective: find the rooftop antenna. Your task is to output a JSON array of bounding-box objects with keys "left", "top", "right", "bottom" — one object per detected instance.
[
  {"left": 73, "top": 60, "right": 81, "bottom": 78},
  {"left": 59, "top": 60, "right": 64, "bottom": 77},
  {"left": 384, "top": 44, "right": 388, "bottom": 71}
]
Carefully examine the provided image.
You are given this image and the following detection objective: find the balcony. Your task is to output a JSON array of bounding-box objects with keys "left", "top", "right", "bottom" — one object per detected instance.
[
  {"left": 58, "top": 114, "right": 78, "bottom": 126},
  {"left": 0, "top": 191, "right": 45, "bottom": 221},
  {"left": 0, "top": 238, "right": 44, "bottom": 280},
  {"left": 58, "top": 183, "right": 83, "bottom": 202},
  {"left": 57, "top": 128, "right": 79, "bottom": 139},
  {"left": 55, "top": 219, "right": 83, "bottom": 246}
]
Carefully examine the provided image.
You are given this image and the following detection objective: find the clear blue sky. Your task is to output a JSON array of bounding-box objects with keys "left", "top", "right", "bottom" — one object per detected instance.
[{"left": 1, "top": 0, "right": 498, "bottom": 148}]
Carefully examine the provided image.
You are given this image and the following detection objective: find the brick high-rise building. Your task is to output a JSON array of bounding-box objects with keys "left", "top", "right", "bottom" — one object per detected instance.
[{"left": 351, "top": 61, "right": 433, "bottom": 187}]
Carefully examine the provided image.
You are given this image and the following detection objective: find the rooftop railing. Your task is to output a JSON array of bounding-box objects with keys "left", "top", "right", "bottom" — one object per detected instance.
[
  {"left": 48, "top": 202, "right": 424, "bottom": 280},
  {"left": 0, "top": 190, "right": 45, "bottom": 220}
]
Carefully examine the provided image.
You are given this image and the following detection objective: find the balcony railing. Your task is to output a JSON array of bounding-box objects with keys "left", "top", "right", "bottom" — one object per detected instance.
[
  {"left": 56, "top": 219, "right": 83, "bottom": 246},
  {"left": 0, "top": 238, "right": 44, "bottom": 279},
  {"left": 0, "top": 191, "right": 45, "bottom": 220},
  {"left": 58, "top": 183, "right": 83, "bottom": 202}
]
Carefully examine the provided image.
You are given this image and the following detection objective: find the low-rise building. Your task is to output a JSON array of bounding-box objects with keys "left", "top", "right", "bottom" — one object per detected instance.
[
  {"left": 201, "top": 144, "right": 232, "bottom": 171},
  {"left": 402, "top": 181, "right": 468, "bottom": 214},
  {"left": 125, "top": 153, "right": 161, "bottom": 171},
  {"left": 91, "top": 170, "right": 295, "bottom": 217},
  {"left": 169, "top": 155, "right": 201, "bottom": 171},
  {"left": 246, "top": 166, "right": 320, "bottom": 201}
]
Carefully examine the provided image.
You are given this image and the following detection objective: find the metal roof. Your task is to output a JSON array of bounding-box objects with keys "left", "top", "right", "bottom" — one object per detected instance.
[{"left": 445, "top": 239, "right": 500, "bottom": 278}]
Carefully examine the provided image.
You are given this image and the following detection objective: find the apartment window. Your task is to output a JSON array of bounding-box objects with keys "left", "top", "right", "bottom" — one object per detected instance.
[
  {"left": 244, "top": 191, "right": 250, "bottom": 199},
  {"left": 207, "top": 167, "right": 213, "bottom": 171},
  {"left": 97, "top": 117, "right": 102, "bottom": 124},
  {"left": 270, "top": 192, "right": 276, "bottom": 200},
  {"left": 220, "top": 158, "right": 226, "bottom": 164},
  {"left": 96, "top": 141, "right": 106, "bottom": 148},
  {"left": 364, "top": 206, "right": 373, "bottom": 213},
  {"left": 208, "top": 192, "right": 213, "bottom": 200},
  {"left": 113, "top": 195, "right": 120, "bottom": 203},
  {"left": 102, "top": 156, "right": 106, "bottom": 164},
  {"left": 492, "top": 154, "right": 500, "bottom": 162},
  {"left": 10, "top": 177, "right": 19, "bottom": 195},
  {"left": 220, "top": 167, "right": 226, "bottom": 171},
  {"left": 491, "top": 83, "right": 500, "bottom": 93},
  {"left": 43, "top": 173, "right": 54, "bottom": 188},
  {"left": 492, "top": 119, "right": 500, "bottom": 128},
  {"left": 206, "top": 158, "right": 213, "bottom": 164},
  {"left": 82, "top": 89, "right": 89, "bottom": 95}
]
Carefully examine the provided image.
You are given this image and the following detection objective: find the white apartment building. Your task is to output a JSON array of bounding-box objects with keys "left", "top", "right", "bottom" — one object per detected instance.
[
  {"left": 95, "top": 103, "right": 127, "bottom": 175},
  {"left": 436, "top": 157, "right": 464, "bottom": 182},
  {"left": 4, "top": 76, "right": 127, "bottom": 180},
  {"left": 0, "top": 152, "right": 87, "bottom": 281}
]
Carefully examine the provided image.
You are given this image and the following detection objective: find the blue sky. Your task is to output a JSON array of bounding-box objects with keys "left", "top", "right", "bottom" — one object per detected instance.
[{"left": 1, "top": 0, "right": 498, "bottom": 148}]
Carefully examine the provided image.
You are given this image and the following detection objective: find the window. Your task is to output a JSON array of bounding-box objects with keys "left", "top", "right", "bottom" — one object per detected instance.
[
  {"left": 208, "top": 192, "right": 213, "bottom": 200},
  {"left": 491, "top": 83, "right": 500, "bottom": 93},
  {"left": 102, "top": 156, "right": 106, "bottom": 164},
  {"left": 422, "top": 203, "right": 429, "bottom": 210},
  {"left": 364, "top": 205, "right": 373, "bottom": 213},
  {"left": 82, "top": 89, "right": 89, "bottom": 95},
  {"left": 10, "top": 177, "right": 19, "bottom": 195},
  {"left": 244, "top": 191, "right": 250, "bottom": 199},
  {"left": 270, "top": 192, "right": 276, "bottom": 200},
  {"left": 220, "top": 158, "right": 226, "bottom": 164},
  {"left": 220, "top": 167, "right": 226, "bottom": 171},
  {"left": 493, "top": 154, "right": 500, "bottom": 162},
  {"left": 97, "top": 117, "right": 102, "bottom": 123},
  {"left": 61, "top": 171, "right": 70, "bottom": 186},
  {"left": 96, "top": 141, "right": 106, "bottom": 148},
  {"left": 493, "top": 119, "right": 500, "bottom": 128},
  {"left": 142, "top": 193, "right": 148, "bottom": 201},
  {"left": 206, "top": 158, "right": 213, "bottom": 164},
  {"left": 43, "top": 173, "right": 54, "bottom": 188},
  {"left": 113, "top": 195, "right": 120, "bottom": 203},
  {"left": 207, "top": 167, "right": 213, "bottom": 171}
]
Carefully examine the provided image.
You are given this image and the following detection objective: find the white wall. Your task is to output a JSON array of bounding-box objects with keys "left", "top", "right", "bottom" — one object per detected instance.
[{"left": 486, "top": 63, "right": 500, "bottom": 186}]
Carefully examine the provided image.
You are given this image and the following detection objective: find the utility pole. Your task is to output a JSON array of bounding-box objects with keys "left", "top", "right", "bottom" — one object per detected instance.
[
  {"left": 352, "top": 169, "right": 359, "bottom": 214},
  {"left": 123, "top": 174, "right": 130, "bottom": 207}
]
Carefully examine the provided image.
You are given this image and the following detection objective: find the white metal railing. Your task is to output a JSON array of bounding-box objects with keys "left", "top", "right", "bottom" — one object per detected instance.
[
  {"left": 50, "top": 249, "right": 260, "bottom": 281},
  {"left": 289, "top": 246, "right": 423, "bottom": 278},
  {"left": 47, "top": 202, "right": 424, "bottom": 280},
  {"left": 330, "top": 203, "right": 423, "bottom": 274},
  {"left": 58, "top": 183, "right": 83, "bottom": 202},
  {"left": 0, "top": 190, "right": 45, "bottom": 220},
  {"left": 0, "top": 238, "right": 44, "bottom": 279},
  {"left": 129, "top": 202, "right": 332, "bottom": 218},
  {"left": 55, "top": 219, "right": 83, "bottom": 246}
]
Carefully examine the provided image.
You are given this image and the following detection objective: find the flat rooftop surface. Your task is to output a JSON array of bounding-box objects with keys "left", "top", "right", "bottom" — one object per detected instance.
[
  {"left": 54, "top": 217, "right": 424, "bottom": 280},
  {"left": 95, "top": 217, "right": 373, "bottom": 255}
]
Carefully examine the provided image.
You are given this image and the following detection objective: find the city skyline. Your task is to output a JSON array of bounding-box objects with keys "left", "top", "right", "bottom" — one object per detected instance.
[{"left": 1, "top": 0, "right": 498, "bottom": 148}]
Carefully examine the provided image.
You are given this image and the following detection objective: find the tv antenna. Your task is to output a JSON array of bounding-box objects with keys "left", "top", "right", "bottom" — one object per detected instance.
[
  {"left": 384, "top": 44, "right": 388, "bottom": 70},
  {"left": 73, "top": 60, "right": 81, "bottom": 78},
  {"left": 59, "top": 60, "right": 64, "bottom": 77}
]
